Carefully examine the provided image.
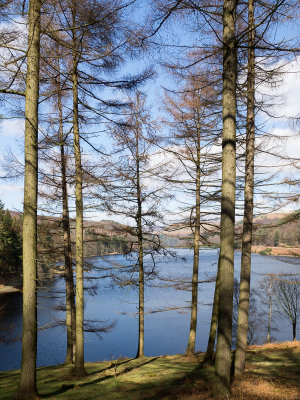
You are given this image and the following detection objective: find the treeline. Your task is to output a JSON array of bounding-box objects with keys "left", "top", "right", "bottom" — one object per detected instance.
[
  {"left": 0, "top": 202, "right": 22, "bottom": 284},
  {"left": 0, "top": 207, "right": 129, "bottom": 282},
  {"left": 0, "top": 204, "right": 188, "bottom": 283},
  {"left": 238, "top": 213, "right": 300, "bottom": 248}
]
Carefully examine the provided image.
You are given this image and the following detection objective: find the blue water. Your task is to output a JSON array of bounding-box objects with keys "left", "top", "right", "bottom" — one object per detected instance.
[{"left": 0, "top": 248, "right": 299, "bottom": 371}]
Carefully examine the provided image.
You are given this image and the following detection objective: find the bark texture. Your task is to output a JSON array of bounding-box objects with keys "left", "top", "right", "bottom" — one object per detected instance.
[
  {"left": 204, "top": 260, "right": 220, "bottom": 364},
  {"left": 186, "top": 111, "right": 201, "bottom": 355},
  {"left": 57, "top": 66, "right": 76, "bottom": 364},
  {"left": 136, "top": 126, "right": 145, "bottom": 358},
  {"left": 212, "top": 0, "right": 237, "bottom": 397},
  {"left": 15, "top": 0, "right": 41, "bottom": 398},
  {"left": 267, "top": 285, "right": 272, "bottom": 343},
  {"left": 234, "top": 0, "right": 255, "bottom": 377},
  {"left": 72, "top": 13, "right": 85, "bottom": 376}
]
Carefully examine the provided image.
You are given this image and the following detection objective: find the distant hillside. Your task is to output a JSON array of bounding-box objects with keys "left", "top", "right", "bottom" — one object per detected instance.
[
  {"left": 236, "top": 211, "right": 300, "bottom": 248},
  {"left": 161, "top": 221, "right": 220, "bottom": 247},
  {"left": 162, "top": 211, "right": 300, "bottom": 249},
  {"left": 8, "top": 209, "right": 300, "bottom": 253}
]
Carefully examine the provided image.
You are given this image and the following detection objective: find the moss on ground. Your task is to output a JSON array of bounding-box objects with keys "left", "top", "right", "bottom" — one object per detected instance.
[{"left": 0, "top": 342, "right": 299, "bottom": 399}]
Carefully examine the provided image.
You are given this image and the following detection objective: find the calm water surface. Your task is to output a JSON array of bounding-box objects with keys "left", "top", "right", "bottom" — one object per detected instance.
[{"left": 0, "top": 248, "right": 299, "bottom": 371}]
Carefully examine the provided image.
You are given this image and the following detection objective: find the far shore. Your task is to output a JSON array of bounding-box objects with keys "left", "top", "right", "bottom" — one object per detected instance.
[
  {"left": 1, "top": 246, "right": 299, "bottom": 295},
  {"left": 252, "top": 245, "right": 300, "bottom": 257},
  {"left": 0, "top": 285, "right": 21, "bottom": 295}
]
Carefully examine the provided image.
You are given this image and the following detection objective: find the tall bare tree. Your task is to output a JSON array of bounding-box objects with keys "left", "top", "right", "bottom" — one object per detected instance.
[
  {"left": 234, "top": 0, "right": 255, "bottom": 377},
  {"left": 212, "top": 0, "right": 237, "bottom": 397},
  {"left": 162, "top": 71, "right": 221, "bottom": 355},
  {"left": 273, "top": 276, "right": 300, "bottom": 341},
  {"left": 204, "top": 260, "right": 220, "bottom": 364},
  {"left": 15, "top": 0, "right": 41, "bottom": 398},
  {"left": 100, "top": 91, "right": 167, "bottom": 358}
]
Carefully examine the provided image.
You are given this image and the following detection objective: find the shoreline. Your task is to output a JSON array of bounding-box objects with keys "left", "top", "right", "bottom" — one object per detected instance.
[
  {"left": 0, "top": 285, "right": 21, "bottom": 295},
  {"left": 252, "top": 245, "right": 300, "bottom": 257},
  {"left": 1, "top": 246, "right": 299, "bottom": 295}
]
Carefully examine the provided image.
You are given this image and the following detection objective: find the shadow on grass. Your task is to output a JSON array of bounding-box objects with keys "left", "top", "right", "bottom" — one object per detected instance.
[
  {"left": 42, "top": 384, "right": 75, "bottom": 398},
  {"left": 6, "top": 344, "right": 299, "bottom": 400},
  {"left": 141, "top": 356, "right": 213, "bottom": 400},
  {"left": 80, "top": 357, "right": 160, "bottom": 388},
  {"left": 86, "top": 358, "right": 133, "bottom": 376},
  {"left": 0, "top": 371, "right": 20, "bottom": 381},
  {"left": 40, "top": 357, "right": 160, "bottom": 398}
]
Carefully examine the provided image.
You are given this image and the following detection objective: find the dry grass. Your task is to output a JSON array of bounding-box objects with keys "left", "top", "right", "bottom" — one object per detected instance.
[
  {"left": 231, "top": 376, "right": 299, "bottom": 400},
  {"left": 252, "top": 245, "right": 300, "bottom": 257},
  {"left": 0, "top": 342, "right": 299, "bottom": 400},
  {"left": 167, "top": 376, "right": 299, "bottom": 400},
  {"left": 248, "top": 340, "right": 300, "bottom": 350}
]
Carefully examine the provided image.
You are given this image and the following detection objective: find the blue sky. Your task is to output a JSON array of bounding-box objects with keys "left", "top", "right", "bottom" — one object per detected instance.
[{"left": 0, "top": 2, "right": 300, "bottom": 219}]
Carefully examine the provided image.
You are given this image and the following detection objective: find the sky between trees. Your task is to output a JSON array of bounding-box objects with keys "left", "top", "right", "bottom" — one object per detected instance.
[{"left": 0, "top": 6, "right": 300, "bottom": 220}]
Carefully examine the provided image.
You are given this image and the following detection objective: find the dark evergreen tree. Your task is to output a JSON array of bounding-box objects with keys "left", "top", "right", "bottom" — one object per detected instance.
[{"left": 0, "top": 201, "right": 22, "bottom": 281}]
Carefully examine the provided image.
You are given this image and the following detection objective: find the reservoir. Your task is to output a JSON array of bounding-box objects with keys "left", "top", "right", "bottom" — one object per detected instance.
[{"left": 0, "top": 248, "right": 299, "bottom": 371}]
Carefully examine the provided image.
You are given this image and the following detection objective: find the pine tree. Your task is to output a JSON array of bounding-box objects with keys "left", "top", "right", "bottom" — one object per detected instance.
[
  {"left": 0, "top": 202, "right": 22, "bottom": 281},
  {"left": 15, "top": 0, "right": 41, "bottom": 397},
  {"left": 212, "top": 0, "right": 237, "bottom": 397}
]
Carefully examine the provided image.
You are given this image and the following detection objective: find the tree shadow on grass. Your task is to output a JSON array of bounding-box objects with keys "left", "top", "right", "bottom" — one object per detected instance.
[
  {"left": 40, "top": 357, "right": 160, "bottom": 398},
  {"left": 244, "top": 347, "right": 300, "bottom": 384},
  {"left": 86, "top": 358, "right": 133, "bottom": 376},
  {"left": 41, "top": 384, "right": 75, "bottom": 398},
  {"left": 0, "top": 371, "right": 20, "bottom": 381},
  {"left": 80, "top": 357, "right": 160, "bottom": 388},
  {"left": 121, "top": 358, "right": 213, "bottom": 400}
]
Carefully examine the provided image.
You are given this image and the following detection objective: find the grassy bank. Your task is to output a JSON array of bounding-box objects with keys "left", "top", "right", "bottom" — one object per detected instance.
[
  {"left": 252, "top": 245, "right": 300, "bottom": 257},
  {"left": 0, "top": 342, "right": 299, "bottom": 399}
]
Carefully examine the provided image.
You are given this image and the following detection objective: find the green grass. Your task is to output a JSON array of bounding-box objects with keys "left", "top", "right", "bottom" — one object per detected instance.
[
  {"left": 259, "top": 248, "right": 272, "bottom": 255},
  {"left": 0, "top": 342, "right": 299, "bottom": 399}
]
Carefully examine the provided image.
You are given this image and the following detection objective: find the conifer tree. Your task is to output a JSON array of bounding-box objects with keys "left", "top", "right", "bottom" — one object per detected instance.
[
  {"left": 212, "top": 0, "right": 237, "bottom": 397},
  {"left": 15, "top": 0, "right": 41, "bottom": 398}
]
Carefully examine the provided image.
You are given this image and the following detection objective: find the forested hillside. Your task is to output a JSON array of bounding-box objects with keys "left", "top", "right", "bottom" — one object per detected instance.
[{"left": 2, "top": 208, "right": 300, "bottom": 285}]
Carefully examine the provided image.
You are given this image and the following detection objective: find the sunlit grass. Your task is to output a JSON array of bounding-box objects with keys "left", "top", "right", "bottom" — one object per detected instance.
[{"left": 0, "top": 342, "right": 299, "bottom": 399}]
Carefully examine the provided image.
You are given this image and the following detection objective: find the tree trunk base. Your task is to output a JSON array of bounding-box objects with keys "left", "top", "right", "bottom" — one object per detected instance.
[
  {"left": 14, "top": 390, "right": 39, "bottom": 400},
  {"left": 185, "top": 349, "right": 196, "bottom": 357},
  {"left": 73, "top": 366, "right": 87, "bottom": 378},
  {"left": 203, "top": 354, "right": 215, "bottom": 366}
]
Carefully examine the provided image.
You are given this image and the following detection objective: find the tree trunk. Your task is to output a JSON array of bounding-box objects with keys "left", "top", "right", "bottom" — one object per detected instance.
[
  {"left": 234, "top": 0, "right": 255, "bottom": 378},
  {"left": 72, "top": 13, "right": 86, "bottom": 377},
  {"left": 292, "top": 321, "right": 296, "bottom": 341},
  {"left": 136, "top": 127, "right": 144, "bottom": 358},
  {"left": 15, "top": 0, "right": 41, "bottom": 398},
  {"left": 204, "top": 260, "right": 220, "bottom": 364},
  {"left": 186, "top": 109, "right": 201, "bottom": 355},
  {"left": 57, "top": 62, "right": 76, "bottom": 364},
  {"left": 212, "top": 0, "right": 237, "bottom": 398},
  {"left": 267, "top": 294, "right": 271, "bottom": 343}
]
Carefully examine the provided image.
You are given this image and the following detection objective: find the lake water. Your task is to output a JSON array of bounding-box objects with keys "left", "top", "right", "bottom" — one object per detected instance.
[{"left": 0, "top": 248, "right": 299, "bottom": 371}]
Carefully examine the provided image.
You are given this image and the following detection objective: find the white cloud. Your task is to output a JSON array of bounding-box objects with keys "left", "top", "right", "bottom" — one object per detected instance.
[
  {"left": 0, "top": 118, "right": 24, "bottom": 137},
  {"left": 257, "top": 56, "right": 300, "bottom": 120},
  {"left": 0, "top": 183, "right": 23, "bottom": 210}
]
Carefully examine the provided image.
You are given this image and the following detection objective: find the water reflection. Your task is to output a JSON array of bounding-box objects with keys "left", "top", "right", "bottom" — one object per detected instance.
[{"left": 0, "top": 249, "right": 299, "bottom": 371}]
